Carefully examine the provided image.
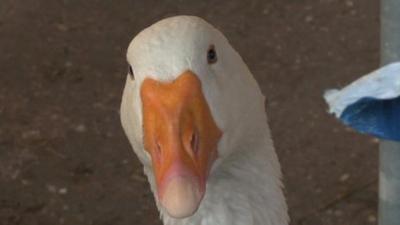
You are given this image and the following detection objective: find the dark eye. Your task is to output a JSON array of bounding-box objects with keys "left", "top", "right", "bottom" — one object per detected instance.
[
  {"left": 207, "top": 45, "right": 217, "bottom": 64},
  {"left": 128, "top": 65, "right": 134, "bottom": 80}
]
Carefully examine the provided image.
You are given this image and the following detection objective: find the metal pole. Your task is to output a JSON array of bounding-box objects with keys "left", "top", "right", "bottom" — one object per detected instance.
[{"left": 379, "top": 0, "right": 400, "bottom": 224}]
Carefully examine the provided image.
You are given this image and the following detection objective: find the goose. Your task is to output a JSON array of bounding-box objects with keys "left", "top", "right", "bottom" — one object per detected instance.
[{"left": 120, "top": 16, "right": 288, "bottom": 225}]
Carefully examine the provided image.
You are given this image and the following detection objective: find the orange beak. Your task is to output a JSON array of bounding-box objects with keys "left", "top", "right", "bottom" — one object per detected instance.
[{"left": 141, "top": 70, "right": 222, "bottom": 218}]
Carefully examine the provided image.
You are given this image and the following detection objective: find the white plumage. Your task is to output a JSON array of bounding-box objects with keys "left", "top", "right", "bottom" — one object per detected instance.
[{"left": 120, "top": 16, "right": 288, "bottom": 225}]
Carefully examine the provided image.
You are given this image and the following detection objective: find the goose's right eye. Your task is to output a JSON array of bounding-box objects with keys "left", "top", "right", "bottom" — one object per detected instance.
[{"left": 128, "top": 65, "right": 134, "bottom": 80}]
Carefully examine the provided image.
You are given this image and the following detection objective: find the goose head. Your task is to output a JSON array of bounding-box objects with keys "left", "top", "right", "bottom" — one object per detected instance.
[{"left": 121, "top": 16, "right": 276, "bottom": 221}]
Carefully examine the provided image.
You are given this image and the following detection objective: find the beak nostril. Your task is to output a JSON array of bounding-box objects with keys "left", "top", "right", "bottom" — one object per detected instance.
[
  {"left": 156, "top": 141, "right": 162, "bottom": 155},
  {"left": 190, "top": 131, "right": 200, "bottom": 156}
]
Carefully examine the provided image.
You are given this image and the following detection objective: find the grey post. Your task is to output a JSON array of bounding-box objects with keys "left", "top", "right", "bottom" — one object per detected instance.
[{"left": 379, "top": 0, "right": 400, "bottom": 224}]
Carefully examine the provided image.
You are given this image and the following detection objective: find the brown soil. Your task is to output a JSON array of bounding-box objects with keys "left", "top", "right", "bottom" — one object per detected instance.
[{"left": 0, "top": 1, "right": 379, "bottom": 224}]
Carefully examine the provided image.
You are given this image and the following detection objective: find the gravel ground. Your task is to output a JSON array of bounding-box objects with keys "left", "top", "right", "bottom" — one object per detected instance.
[{"left": 0, "top": 1, "right": 379, "bottom": 225}]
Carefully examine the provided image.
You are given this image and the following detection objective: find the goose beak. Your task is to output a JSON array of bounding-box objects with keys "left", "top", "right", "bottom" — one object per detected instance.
[{"left": 141, "top": 70, "right": 222, "bottom": 218}]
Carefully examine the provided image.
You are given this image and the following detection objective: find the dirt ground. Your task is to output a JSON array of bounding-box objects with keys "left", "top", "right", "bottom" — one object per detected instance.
[{"left": 0, "top": 1, "right": 380, "bottom": 225}]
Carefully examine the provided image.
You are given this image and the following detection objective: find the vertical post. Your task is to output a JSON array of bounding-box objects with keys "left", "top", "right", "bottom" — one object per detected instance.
[{"left": 379, "top": 0, "right": 400, "bottom": 224}]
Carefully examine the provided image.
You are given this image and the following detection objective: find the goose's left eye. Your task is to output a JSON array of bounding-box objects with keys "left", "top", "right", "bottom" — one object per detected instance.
[
  {"left": 128, "top": 65, "right": 134, "bottom": 80},
  {"left": 207, "top": 45, "right": 217, "bottom": 64}
]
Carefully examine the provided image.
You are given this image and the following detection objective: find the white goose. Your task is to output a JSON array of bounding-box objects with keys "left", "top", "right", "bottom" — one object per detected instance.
[{"left": 120, "top": 16, "right": 288, "bottom": 225}]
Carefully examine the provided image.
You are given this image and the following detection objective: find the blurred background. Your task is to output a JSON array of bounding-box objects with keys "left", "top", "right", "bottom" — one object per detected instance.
[{"left": 0, "top": 1, "right": 380, "bottom": 224}]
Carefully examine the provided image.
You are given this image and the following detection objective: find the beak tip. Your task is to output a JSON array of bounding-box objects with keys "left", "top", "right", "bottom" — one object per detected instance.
[{"left": 159, "top": 176, "right": 203, "bottom": 219}]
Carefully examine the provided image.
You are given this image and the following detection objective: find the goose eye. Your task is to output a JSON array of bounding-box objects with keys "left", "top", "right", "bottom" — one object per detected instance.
[
  {"left": 128, "top": 65, "right": 134, "bottom": 80},
  {"left": 207, "top": 45, "right": 217, "bottom": 64}
]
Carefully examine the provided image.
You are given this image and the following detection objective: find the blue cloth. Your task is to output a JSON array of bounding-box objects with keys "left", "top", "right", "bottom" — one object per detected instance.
[{"left": 324, "top": 62, "right": 400, "bottom": 141}]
